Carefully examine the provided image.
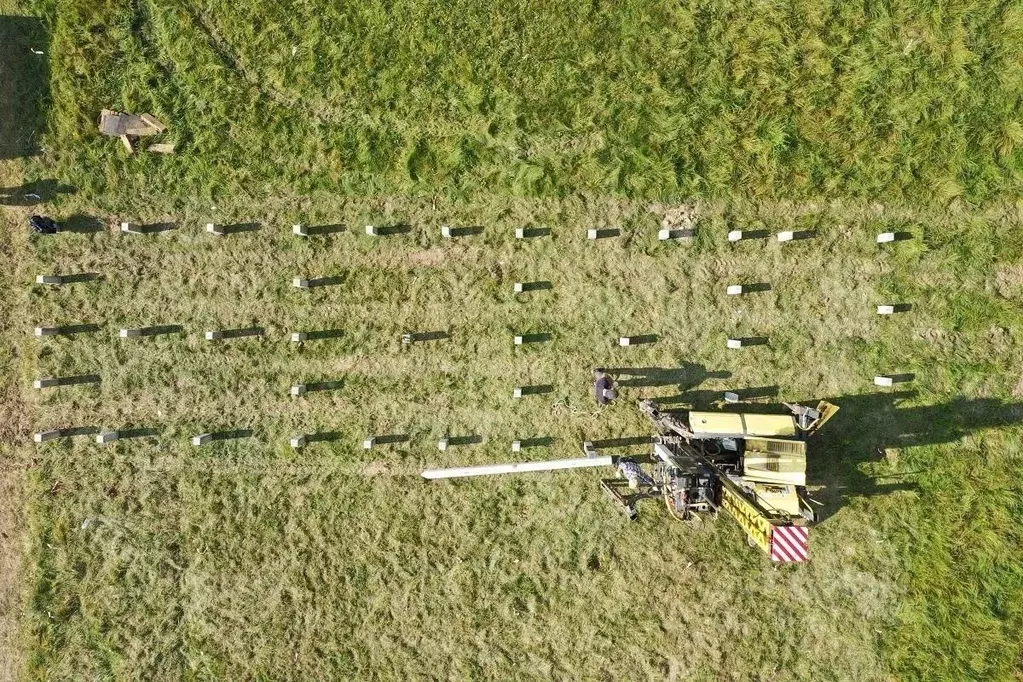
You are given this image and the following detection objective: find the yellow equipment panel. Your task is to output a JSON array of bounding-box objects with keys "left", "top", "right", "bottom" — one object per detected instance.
[
  {"left": 720, "top": 483, "right": 775, "bottom": 555},
  {"left": 688, "top": 412, "right": 797, "bottom": 438}
]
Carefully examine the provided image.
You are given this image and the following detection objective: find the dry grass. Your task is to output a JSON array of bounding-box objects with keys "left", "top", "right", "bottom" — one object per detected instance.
[{"left": 3, "top": 0, "right": 1023, "bottom": 679}]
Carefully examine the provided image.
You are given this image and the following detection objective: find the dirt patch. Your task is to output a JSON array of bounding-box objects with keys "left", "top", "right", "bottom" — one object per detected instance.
[
  {"left": 653, "top": 203, "right": 698, "bottom": 231},
  {"left": 994, "top": 264, "right": 1023, "bottom": 300},
  {"left": 403, "top": 248, "right": 447, "bottom": 267}
]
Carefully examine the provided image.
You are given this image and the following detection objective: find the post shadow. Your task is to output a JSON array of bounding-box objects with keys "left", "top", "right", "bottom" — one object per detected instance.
[
  {"left": 516, "top": 332, "right": 552, "bottom": 344},
  {"left": 374, "top": 433, "right": 409, "bottom": 445},
  {"left": 210, "top": 429, "right": 253, "bottom": 442},
  {"left": 893, "top": 231, "right": 914, "bottom": 242},
  {"left": 519, "top": 385, "right": 554, "bottom": 396},
  {"left": 520, "top": 227, "right": 551, "bottom": 239},
  {"left": 448, "top": 435, "right": 483, "bottom": 446},
  {"left": 407, "top": 331, "right": 449, "bottom": 342},
  {"left": 891, "top": 303, "right": 913, "bottom": 313},
  {"left": 737, "top": 283, "right": 772, "bottom": 293},
  {"left": 306, "top": 223, "right": 346, "bottom": 236},
  {"left": 446, "top": 226, "right": 484, "bottom": 237},
  {"left": 661, "top": 229, "right": 696, "bottom": 239},
  {"left": 622, "top": 334, "right": 658, "bottom": 345},
  {"left": 61, "top": 426, "right": 100, "bottom": 438},
  {"left": 0, "top": 16, "right": 49, "bottom": 160},
  {"left": 518, "top": 281, "right": 552, "bottom": 292},
  {"left": 306, "top": 432, "right": 343, "bottom": 443},
  {"left": 518, "top": 436, "right": 555, "bottom": 448},
  {"left": 219, "top": 222, "right": 260, "bottom": 235},
  {"left": 60, "top": 215, "right": 104, "bottom": 233},
  {"left": 886, "top": 373, "right": 915, "bottom": 384},
  {"left": 305, "top": 379, "right": 345, "bottom": 392},
  {"left": 302, "top": 276, "right": 344, "bottom": 288},
  {"left": 590, "top": 228, "right": 620, "bottom": 239},
  {"left": 209, "top": 327, "right": 264, "bottom": 340},
  {"left": 47, "top": 324, "right": 100, "bottom": 336},
  {"left": 375, "top": 224, "right": 412, "bottom": 236},
  {"left": 56, "top": 273, "right": 103, "bottom": 284},
  {"left": 792, "top": 230, "right": 817, "bottom": 240},
  {"left": 136, "top": 222, "right": 177, "bottom": 234},
  {"left": 134, "top": 325, "right": 183, "bottom": 337},
  {"left": 117, "top": 428, "right": 160, "bottom": 439},
  {"left": 740, "top": 229, "right": 771, "bottom": 240},
  {"left": 38, "top": 374, "right": 100, "bottom": 387},
  {"left": 591, "top": 436, "right": 652, "bottom": 448},
  {"left": 607, "top": 363, "right": 731, "bottom": 389},
  {"left": 300, "top": 329, "right": 344, "bottom": 341},
  {"left": 734, "top": 336, "right": 769, "bottom": 346}
]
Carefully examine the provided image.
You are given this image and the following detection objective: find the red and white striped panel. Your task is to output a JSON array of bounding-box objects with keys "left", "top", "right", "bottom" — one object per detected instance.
[{"left": 771, "top": 525, "right": 809, "bottom": 563}]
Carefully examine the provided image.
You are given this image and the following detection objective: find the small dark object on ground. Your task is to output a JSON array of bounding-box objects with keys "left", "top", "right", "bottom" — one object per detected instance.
[{"left": 29, "top": 215, "right": 59, "bottom": 234}]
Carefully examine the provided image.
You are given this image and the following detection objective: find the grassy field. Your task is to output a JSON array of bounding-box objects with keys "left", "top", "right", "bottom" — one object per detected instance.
[{"left": 2, "top": 0, "right": 1023, "bottom": 679}]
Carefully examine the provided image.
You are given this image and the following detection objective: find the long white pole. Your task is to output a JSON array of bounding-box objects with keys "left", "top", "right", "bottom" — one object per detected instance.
[{"left": 422, "top": 456, "right": 614, "bottom": 480}]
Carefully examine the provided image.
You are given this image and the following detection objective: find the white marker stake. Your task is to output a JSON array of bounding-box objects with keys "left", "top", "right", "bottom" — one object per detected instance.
[
  {"left": 587, "top": 229, "right": 598, "bottom": 240},
  {"left": 726, "top": 285, "right": 743, "bottom": 295},
  {"left": 363, "top": 437, "right": 375, "bottom": 450},
  {"left": 726, "top": 338, "right": 743, "bottom": 349},
  {"left": 513, "top": 387, "right": 523, "bottom": 398},
  {"left": 441, "top": 226, "right": 452, "bottom": 238},
  {"left": 293, "top": 278, "right": 310, "bottom": 289},
  {"left": 293, "top": 224, "right": 307, "bottom": 236},
  {"left": 204, "top": 331, "right": 222, "bottom": 341},
  {"left": 96, "top": 431, "right": 119, "bottom": 444},
  {"left": 619, "top": 337, "right": 631, "bottom": 347},
  {"left": 192, "top": 433, "right": 213, "bottom": 446},
  {"left": 874, "top": 376, "right": 894, "bottom": 387},
  {"left": 877, "top": 305, "right": 895, "bottom": 315},
  {"left": 290, "top": 434, "right": 306, "bottom": 448},
  {"left": 658, "top": 229, "right": 671, "bottom": 241},
  {"left": 291, "top": 332, "right": 307, "bottom": 342},
  {"left": 34, "top": 430, "right": 62, "bottom": 443},
  {"left": 206, "top": 223, "right": 224, "bottom": 236},
  {"left": 514, "top": 282, "right": 524, "bottom": 293},
  {"left": 514, "top": 335, "right": 523, "bottom": 346},
  {"left": 777, "top": 231, "right": 794, "bottom": 242},
  {"left": 365, "top": 225, "right": 378, "bottom": 236},
  {"left": 876, "top": 232, "right": 895, "bottom": 243},
  {"left": 36, "top": 275, "right": 62, "bottom": 285},
  {"left": 511, "top": 440, "right": 522, "bottom": 452},
  {"left": 728, "top": 230, "right": 743, "bottom": 242},
  {"left": 515, "top": 228, "right": 525, "bottom": 239},
  {"left": 291, "top": 384, "right": 307, "bottom": 397},
  {"left": 438, "top": 438, "right": 449, "bottom": 452},
  {"left": 34, "top": 327, "right": 59, "bottom": 337}
]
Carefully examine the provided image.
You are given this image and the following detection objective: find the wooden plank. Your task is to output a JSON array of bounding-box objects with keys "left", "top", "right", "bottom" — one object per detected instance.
[
  {"left": 147, "top": 143, "right": 175, "bottom": 154},
  {"left": 140, "top": 113, "right": 167, "bottom": 132}
]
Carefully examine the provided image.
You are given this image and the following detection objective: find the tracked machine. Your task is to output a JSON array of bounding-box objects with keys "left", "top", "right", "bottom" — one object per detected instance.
[{"left": 422, "top": 399, "right": 838, "bottom": 563}]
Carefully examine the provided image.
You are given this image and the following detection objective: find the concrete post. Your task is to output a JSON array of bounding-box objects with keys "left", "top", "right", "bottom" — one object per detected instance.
[
  {"left": 291, "top": 332, "right": 307, "bottom": 342},
  {"left": 96, "top": 431, "right": 119, "bottom": 444},
  {"left": 586, "top": 229, "right": 598, "bottom": 240},
  {"left": 728, "top": 230, "right": 742, "bottom": 242},
  {"left": 619, "top": 337, "right": 631, "bottom": 346},
  {"left": 293, "top": 224, "right": 307, "bottom": 236},
  {"left": 36, "top": 275, "right": 62, "bottom": 285},
  {"left": 874, "top": 375, "right": 894, "bottom": 387},
  {"left": 513, "top": 282, "right": 524, "bottom": 293},
  {"left": 206, "top": 223, "right": 224, "bottom": 236},
  {"left": 512, "top": 440, "right": 521, "bottom": 452},
  {"left": 192, "top": 433, "right": 213, "bottom": 446},
  {"left": 515, "top": 228, "right": 525, "bottom": 239},
  {"left": 363, "top": 436, "right": 375, "bottom": 449},
  {"left": 365, "top": 225, "right": 378, "bottom": 236},
  {"left": 777, "top": 231, "right": 794, "bottom": 242},
  {"left": 438, "top": 438, "right": 449, "bottom": 451},
  {"left": 876, "top": 232, "right": 895, "bottom": 243},
  {"left": 726, "top": 285, "right": 743, "bottom": 295},
  {"left": 726, "top": 338, "right": 742, "bottom": 349},
  {"left": 291, "top": 384, "right": 307, "bottom": 397},
  {"left": 290, "top": 434, "right": 306, "bottom": 448},
  {"left": 34, "top": 430, "right": 62, "bottom": 443},
  {"left": 513, "top": 387, "right": 523, "bottom": 398},
  {"left": 877, "top": 305, "right": 895, "bottom": 315}
]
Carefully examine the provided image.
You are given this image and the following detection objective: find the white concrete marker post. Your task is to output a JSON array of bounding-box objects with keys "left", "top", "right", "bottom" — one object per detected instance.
[
  {"left": 438, "top": 438, "right": 449, "bottom": 452},
  {"left": 876, "top": 232, "right": 896, "bottom": 243},
  {"left": 514, "top": 335, "right": 524, "bottom": 345},
  {"left": 96, "top": 431, "right": 119, "bottom": 444},
  {"left": 363, "top": 436, "right": 376, "bottom": 450},
  {"left": 204, "top": 331, "right": 222, "bottom": 341},
  {"left": 192, "top": 433, "right": 213, "bottom": 446},
  {"left": 365, "top": 225, "right": 378, "bottom": 236},
  {"left": 206, "top": 223, "right": 224, "bottom": 236},
  {"left": 291, "top": 332, "right": 307, "bottom": 342},
  {"left": 874, "top": 375, "right": 894, "bottom": 387},
  {"left": 33, "top": 378, "right": 61, "bottom": 389},
  {"left": 728, "top": 230, "right": 743, "bottom": 242},
  {"left": 515, "top": 228, "right": 525, "bottom": 239},
  {"left": 658, "top": 229, "right": 671, "bottom": 241},
  {"left": 293, "top": 278, "right": 310, "bottom": 289},
  {"left": 36, "top": 275, "right": 62, "bottom": 285},
  {"left": 727, "top": 338, "right": 743, "bottom": 349},
  {"left": 291, "top": 384, "right": 307, "bottom": 397},
  {"left": 34, "top": 327, "right": 59, "bottom": 337},
  {"left": 777, "top": 231, "right": 794, "bottom": 242},
  {"left": 120, "top": 222, "right": 138, "bottom": 234},
  {"left": 441, "top": 226, "right": 452, "bottom": 238},
  {"left": 726, "top": 285, "right": 743, "bottom": 295},
  {"left": 587, "top": 229, "right": 598, "bottom": 240},
  {"left": 34, "top": 430, "right": 62, "bottom": 443},
  {"left": 514, "top": 282, "right": 524, "bottom": 293},
  {"left": 119, "top": 328, "right": 143, "bottom": 338},
  {"left": 877, "top": 305, "right": 895, "bottom": 315},
  {"left": 512, "top": 440, "right": 522, "bottom": 453},
  {"left": 293, "top": 224, "right": 307, "bottom": 236},
  {"left": 513, "top": 387, "right": 523, "bottom": 398},
  {"left": 619, "top": 337, "right": 632, "bottom": 347},
  {"left": 290, "top": 434, "right": 306, "bottom": 448}
]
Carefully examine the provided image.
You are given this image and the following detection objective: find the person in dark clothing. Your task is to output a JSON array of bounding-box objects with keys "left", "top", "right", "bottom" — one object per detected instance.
[
  {"left": 593, "top": 369, "right": 618, "bottom": 405},
  {"left": 29, "top": 215, "right": 60, "bottom": 234}
]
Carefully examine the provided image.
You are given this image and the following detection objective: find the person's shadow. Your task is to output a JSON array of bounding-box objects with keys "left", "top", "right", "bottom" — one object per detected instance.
[
  {"left": 606, "top": 362, "right": 731, "bottom": 391},
  {"left": 0, "top": 179, "right": 76, "bottom": 206}
]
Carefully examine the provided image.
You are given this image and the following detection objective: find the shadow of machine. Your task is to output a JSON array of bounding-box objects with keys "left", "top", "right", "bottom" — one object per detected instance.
[{"left": 0, "top": 16, "right": 49, "bottom": 160}]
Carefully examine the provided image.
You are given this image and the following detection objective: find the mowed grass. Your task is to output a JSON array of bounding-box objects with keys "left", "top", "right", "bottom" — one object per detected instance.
[{"left": 3, "top": 0, "right": 1023, "bottom": 679}]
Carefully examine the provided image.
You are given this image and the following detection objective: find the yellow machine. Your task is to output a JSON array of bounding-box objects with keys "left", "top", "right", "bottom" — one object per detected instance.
[{"left": 422, "top": 399, "right": 837, "bottom": 563}]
